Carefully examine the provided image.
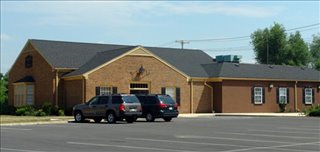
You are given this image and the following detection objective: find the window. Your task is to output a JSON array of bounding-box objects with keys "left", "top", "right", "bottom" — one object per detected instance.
[
  {"left": 278, "top": 88, "right": 288, "bottom": 104},
  {"left": 89, "top": 97, "right": 99, "bottom": 105},
  {"left": 129, "top": 82, "right": 149, "bottom": 94},
  {"left": 14, "top": 84, "right": 34, "bottom": 106},
  {"left": 165, "top": 87, "right": 176, "bottom": 101},
  {"left": 304, "top": 88, "right": 313, "bottom": 104},
  {"left": 162, "top": 87, "right": 181, "bottom": 105},
  {"left": 112, "top": 96, "right": 123, "bottom": 104},
  {"left": 25, "top": 55, "right": 33, "bottom": 68},
  {"left": 253, "top": 87, "right": 263, "bottom": 104},
  {"left": 99, "top": 96, "right": 109, "bottom": 104},
  {"left": 100, "top": 87, "right": 112, "bottom": 95},
  {"left": 95, "top": 86, "right": 117, "bottom": 95}
]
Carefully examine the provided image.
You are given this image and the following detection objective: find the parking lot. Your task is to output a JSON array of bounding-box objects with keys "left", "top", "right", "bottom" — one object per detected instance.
[{"left": 1, "top": 117, "right": 319, "bottom": 152}]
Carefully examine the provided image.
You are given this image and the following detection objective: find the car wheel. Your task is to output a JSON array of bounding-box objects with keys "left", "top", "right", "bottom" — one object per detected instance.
[
  {"left": 163, "top": 117, "right": 172, "bottom": 122},
  {"left": 93, "top": 118, "right": 102, "bottom": 123},
  {"left": 125, "top": 117, "right": 134, "bottom": 123},
  {"left": 74, "top": 111, "right": 84, "bottom": 122},
  {"left": 106, "top": 112, "right": 116, "bottom": 123},
  {"left": 146, "top": 113, "right": 155, "bottom": 122}
]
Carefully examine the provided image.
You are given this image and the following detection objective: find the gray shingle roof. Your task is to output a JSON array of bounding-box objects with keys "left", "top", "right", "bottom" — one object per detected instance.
[
  {"left": 203, "top": 62, "right": 320, "bottom": 81},
  {"left": 28, "top": 39, "right": 320, "bottom": 81},
  {"left": 65, "top": 46, "right": 137, "bottom": 77},
  {"left": 30, "top": 39, "right": 131, "bottom": 69},
  {"left": 145, "top": 47, "right": 214, "bottom": 77}
]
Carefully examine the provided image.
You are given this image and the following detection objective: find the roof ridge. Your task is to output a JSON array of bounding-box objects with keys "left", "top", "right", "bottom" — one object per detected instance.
[
  {"left": 98, "top": 45, "right": 138, "bottom": 54},
  {"left": 29, "top": 39, "right": 134, "bottom": 47}
]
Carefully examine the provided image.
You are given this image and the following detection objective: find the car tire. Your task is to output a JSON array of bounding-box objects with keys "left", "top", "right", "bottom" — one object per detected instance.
[
  {"left": 106, "top": 112, "right": 116, "bottom": 124},
  {"left": 163, "top": 117, "right": 172, "bottom": 122},
  {"left": 125, "top": 117, "right": 134, "bottom": 123},
  {"left": 93, "top": 118, "right": 102, "bottom": 123},
  {"left": 146, "top": 113, "right": 155, "bottom": 122},
  {"left": 74, "top": 111, "right": 84, "bottom": 122}
]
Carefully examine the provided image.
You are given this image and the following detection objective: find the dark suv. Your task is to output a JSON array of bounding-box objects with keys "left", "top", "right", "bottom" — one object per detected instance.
[
  {"left": 73, "top": 94, "right": 142, "bottom": 123},
  {"left": 136, "top": 94, "right": 179, "bottom": 122}
]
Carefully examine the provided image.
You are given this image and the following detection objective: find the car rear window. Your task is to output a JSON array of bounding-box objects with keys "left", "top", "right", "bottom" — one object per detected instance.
[
  {"left": 122, "top": 95, "right": 140, "bottom": 103},
  {"left": 158, "top": 95, "right": 176, "bottom": 104}
]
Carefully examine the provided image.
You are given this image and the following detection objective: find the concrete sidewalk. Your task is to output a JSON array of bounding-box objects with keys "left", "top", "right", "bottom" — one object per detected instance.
[{"left": 178, "top": 112, "right": 305, "bottom": 118}]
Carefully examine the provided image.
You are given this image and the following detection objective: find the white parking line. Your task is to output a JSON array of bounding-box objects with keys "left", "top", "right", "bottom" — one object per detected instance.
[
  {"left": 1, "top": 128, "right": 32, "bottom": 131},
  {"left": 126, "top": 137, "right": 251, "bottom": 148},
  {"left": 220, "top": 141, "right": 320, "bottom": 152},
  {"left": 214, "top": 131, "right": 319, "bottom": 140},
  {"left": 268, "top": 147, "right": 319, "bottom": 152},
  {"left": 248, "top": 129, "right": 319, "bottom": 135},
  {"left": 278, "top": 127, "right": 320, "bottom": 131},
  {"left": 67, "top": 141, "right": 198, "bottom": 152},
  {"left": 175, "top": 135, "right": 294, "bottom": 144},
  {"left": 0, "top": 147, "right": 46, "bottom": 152}
]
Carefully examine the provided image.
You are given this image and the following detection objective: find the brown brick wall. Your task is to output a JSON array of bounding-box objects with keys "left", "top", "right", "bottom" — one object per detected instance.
[
  {"left": 8, "top": 44, "right": 55, "bottom": 107},
  {"left": 64, "top": 79, "right": 83, "bottom": 109},
  {"left": 192, "top": 81, "right": 212, "bottom": 113},
  {"left": 220, "top": 80, "right": 319, "bottom": 113},
  {"left": 86, "top": 55, "right": 193, "bottom": 113}
]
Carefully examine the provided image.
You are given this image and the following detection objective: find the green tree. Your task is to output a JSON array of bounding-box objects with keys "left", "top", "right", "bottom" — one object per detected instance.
[
  {"left": 310, "top": 35, "right": 320, "bottom": 70},
  {"left": 282, "top": 32, "right": 310, "bottom": 66},
  {"left": 251, "top": 23, "right": 311, "bottom": 66},
  {"left": 0, "top": 73, "right": 8, "bottom": 104},
  {"left": 251, "top": 23, "right": 287, "bottom": 64}
]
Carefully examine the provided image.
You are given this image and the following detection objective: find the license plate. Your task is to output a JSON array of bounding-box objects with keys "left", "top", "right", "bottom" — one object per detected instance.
[
  {"left": 169, "top": 107, "right": 173, "bottom": 110},
  {"left": 130, "top": 108, "right": 137, "bottom": 112}
]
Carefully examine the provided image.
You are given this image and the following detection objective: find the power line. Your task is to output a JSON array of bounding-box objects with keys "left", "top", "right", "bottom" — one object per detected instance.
[{"left": 177, "top": 23, "right": 320, "bottom": 43}]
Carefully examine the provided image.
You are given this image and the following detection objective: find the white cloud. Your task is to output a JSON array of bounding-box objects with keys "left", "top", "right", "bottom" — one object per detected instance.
[
  {"left": 1, "top": 1, "right": 284, "bottom": 27},
  {"left": 0, "top": 33, "right": 13, "bottom": 41}
]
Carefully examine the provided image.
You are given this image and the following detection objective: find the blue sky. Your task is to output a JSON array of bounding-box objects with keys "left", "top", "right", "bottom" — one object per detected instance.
[{"left": 1, "top": 1, "right": 319, "bottom": 73}]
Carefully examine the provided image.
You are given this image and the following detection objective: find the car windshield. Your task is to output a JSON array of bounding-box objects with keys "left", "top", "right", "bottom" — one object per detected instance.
[
  {"left": 122, "top": 95, "right": 140, "bottom": 103},
  {"left": 158, "top": 95, "right": 176, "bottom": 104}
]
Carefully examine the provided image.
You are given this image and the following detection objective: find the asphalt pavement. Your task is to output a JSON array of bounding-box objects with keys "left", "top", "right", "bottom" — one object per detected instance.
[{"left": 1, "top": 117, "right": 319, "bottom": 152}]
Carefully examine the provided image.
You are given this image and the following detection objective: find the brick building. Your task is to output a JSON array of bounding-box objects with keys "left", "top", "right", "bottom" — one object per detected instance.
[{"left": 8, "top": 39, "right": 320, "bottom": 113}]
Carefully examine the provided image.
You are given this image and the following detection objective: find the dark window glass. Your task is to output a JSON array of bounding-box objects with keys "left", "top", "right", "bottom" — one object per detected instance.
[
  {"left": 145, "top": 96, "right": 158, "bottom": 104},
  {"left": 159, "top": 95, "right": 176, "bottom": 104},
  {"left": 25, "top": 55, "right": 33, "bottom": 68},
  {"left": 122, "top": 95, "right": 140, "bottom": 103},
  {"left": 89, "top": 97, "right": 99, "bottom": 105},
  {"left": 112, "top": 96, "right": 123, "bottom": 104},
  {"left": 99, "top": 96, "right": 109, "bottom": 104}
]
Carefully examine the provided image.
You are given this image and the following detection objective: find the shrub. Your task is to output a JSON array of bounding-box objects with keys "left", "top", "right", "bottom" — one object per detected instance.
[
  {"left": 35, "top": 109, "right": 47, "bottom": 116},
  {"left": 279, "top": 103, "right": 286, "bottom": 112},
  {"left": 42, "top": 102, "right": 53, "bottom": 115},
  {"left": 0, "top": 102, "right": 16, "bottom": 115},
  {"left": 304, "top": 105, "right": 320, "bottom": 117},
  {"left": 16, "top": 105, "right": 36, "bottom": 116},
  {"left": 58, "top": 109, "right": 65, "bottom": 116}
]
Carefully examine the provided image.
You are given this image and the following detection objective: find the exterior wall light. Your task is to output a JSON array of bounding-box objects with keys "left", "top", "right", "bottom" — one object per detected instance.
[{"left": 269, "top": 84, "right": 274, "bottom": 89}]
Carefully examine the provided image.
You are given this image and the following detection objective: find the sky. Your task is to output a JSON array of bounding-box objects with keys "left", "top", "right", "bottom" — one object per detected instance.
[{"left": 1, "top": 1, "right": 319, "bottom": 74}]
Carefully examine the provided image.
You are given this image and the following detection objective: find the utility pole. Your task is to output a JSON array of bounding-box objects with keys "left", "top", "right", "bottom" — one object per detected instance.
[{"left": 175, "top": 40, "right": 189, "bottom": 49}]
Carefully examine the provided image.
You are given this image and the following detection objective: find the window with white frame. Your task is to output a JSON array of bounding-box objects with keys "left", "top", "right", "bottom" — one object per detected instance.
[
  {"left": 100, "top": 87, "right": 112, "bottom": 95},
  {"left": 254, "top": 87, "right": 263, "bottom": 104},
  {"left": 279, "top": 88, "right": 288, "bottom": 104},
  {"left": 165, "top": 87, "right": 176, "bottom": 101},
  {"left": 14, "top": 84, "right": 34, "bottom": 106},
  {"left": 304, "top": 88, "right": 313, "bottom": 104}
]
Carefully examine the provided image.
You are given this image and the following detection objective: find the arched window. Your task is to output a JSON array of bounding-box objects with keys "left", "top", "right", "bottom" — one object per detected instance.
[{"left": 25, "top": 55, "right": 33, "bottom": 68}]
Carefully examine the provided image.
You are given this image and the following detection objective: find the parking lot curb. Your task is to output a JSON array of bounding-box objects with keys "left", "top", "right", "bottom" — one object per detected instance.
[
  {"left": 0, "top": 120, "right": 72, "bottom": 126},
  {"left": 178, "top": 113, "right": 305, "bottom": 118}
]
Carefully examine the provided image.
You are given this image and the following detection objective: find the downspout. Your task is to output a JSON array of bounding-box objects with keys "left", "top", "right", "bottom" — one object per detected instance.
[
  {"left": 294, "top": 81, "right": 298, "bottom": 112},
  {"left": 82, "top": 76, "right": 86, "bottom": 103},
  {"left": 55, "top": 70, "right": 59, "bottom": 106},
  {"left": 204, "top": 81, "right": 213, "bottom": 113},
  {"left": 190, "top": 79, "right": 194, "bottom": 114}
]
